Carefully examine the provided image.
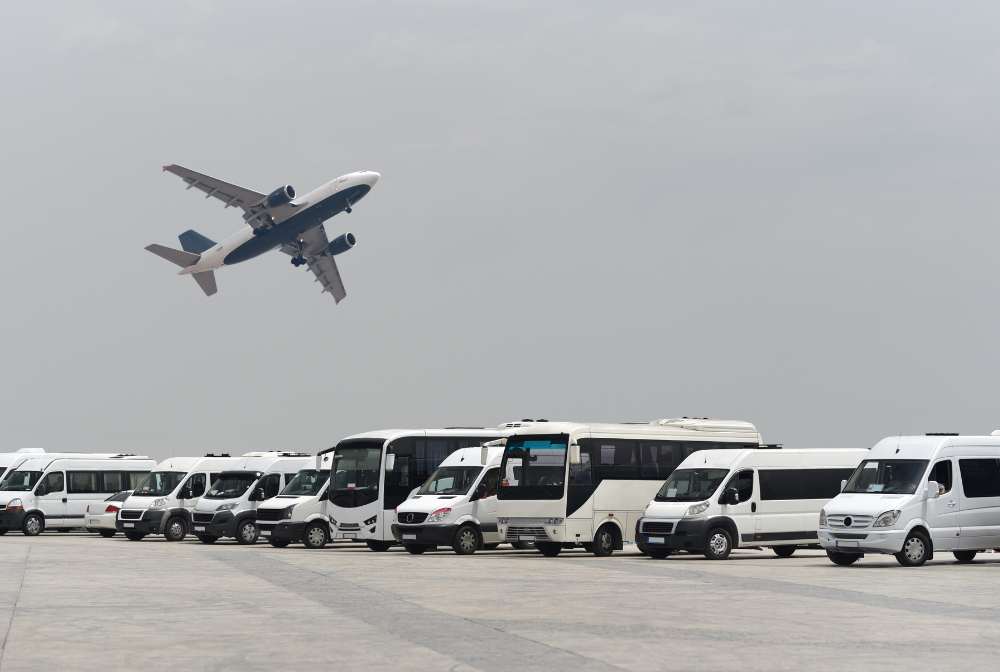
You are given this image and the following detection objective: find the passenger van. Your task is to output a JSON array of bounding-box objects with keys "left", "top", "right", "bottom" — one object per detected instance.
[
  {"left": 820, "top": 434, "right": 1000, "bottom": 567},
  {"left": 190, "top": 452, "right": 313, "bottom": 544},
  {"left": 637, "top": 448, "right": 867, "bottom": 559},
  {"left": 391, "top": 441, "right": 518, "bottom": 555},
  {"left": 257, "top": 450, "right": 334, "bottom": 548},
  {"left": 496, "top": 418, "right": 763, "bottom": 557},
  {"left": 117, "top": 454, "right": 241, "bottom": 541},
  {"left": 0, "top": 455, "right": 154, "bottom": 535}
]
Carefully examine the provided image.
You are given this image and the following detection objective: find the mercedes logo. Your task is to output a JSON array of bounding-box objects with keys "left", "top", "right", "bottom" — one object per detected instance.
[
  {"left": 402, "top": 513, "right": 413, "bottom": 523},
  {"left": 843, "top": 516, "right": 853, "bottom": 528}
]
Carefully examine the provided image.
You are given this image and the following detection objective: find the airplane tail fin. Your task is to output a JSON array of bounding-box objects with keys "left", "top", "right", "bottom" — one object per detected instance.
[
  {"left": 192, "top": 270, "right": 217, "bottom": 296},
  {"left": 178, "top": 229, "right": 216, "bottom": 254},
  {"left": 145, "top": 243, "right": 200, "bottom": 268}
]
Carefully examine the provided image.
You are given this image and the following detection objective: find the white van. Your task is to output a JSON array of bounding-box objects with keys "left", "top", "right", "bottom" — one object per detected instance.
[
  {"left": 820, "top": 434, "right": 1000, "bottom": 567},
  {"left": 391, "top": 442, "right": 516, "bottom": 555},
  {"left": 116, "top": 454, "right": 241, "bottom": 541},
  {"left": 637, "top": 448, "right": 867, "bottom": 559},
  {"left": 257, "top": 451, "right": 334, "bottom": 549},
  {"left": 0, "top": 449, "right": 46, "bottom": 483},
  {"left": 0, "top": 455, "right": 154, "bottom": 535},
  {"left": 190, "top": 452, "right": 313, "bottom": 544}
]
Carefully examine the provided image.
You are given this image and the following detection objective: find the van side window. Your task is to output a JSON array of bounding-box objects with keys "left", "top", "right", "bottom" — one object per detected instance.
[
  {"left": 41, "top": 471, "right": 64, "bottom": 494},
  {"left": 126, "top": 472, "right": 149, "bottom": 489},
  {"left": 259, "top": 474, "right": 281, "bottom": 499},
  {"left": 185, "top": 473, "right": 207, "bottom": 498},
  {"left": 930, "top": 460, "right": 952, "bottom": 494},
  {"left": 959, "top": 459, "right": 1000, "bottom": 498},
  {"left": 723, "top": 470, "right": 754, "bottom": 502},
  {"left": 479, "top": 468, "right": 499, "bottom": 498},
  {"left": 101, "top": 472, "right": 124, "bottom": 492},
  {"left": 759, "top": 468, "right": 855, "bottom": 500},
  {"left": 68, "top": 471, "right": 99, "bottom": 494}
]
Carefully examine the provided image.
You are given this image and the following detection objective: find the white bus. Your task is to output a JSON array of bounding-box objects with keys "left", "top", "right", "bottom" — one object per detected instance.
[
  {"left": 495, "top": 418, "right": 762, "bottom": 557},
  {"left": 327, "top": 428, "right": 508, "bottom": 551}
]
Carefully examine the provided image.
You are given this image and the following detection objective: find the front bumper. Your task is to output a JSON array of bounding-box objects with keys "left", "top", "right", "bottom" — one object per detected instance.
[
  {"left": 116, "top": 510, "right": 165, "bottom": 535},
  {"left": 391, "top": 523, "right": 457, "bottom": 546},
  {"left": 191, "top": 511, "right": 236, "bottom": 538},
  {"left": 259, "top": 521, "right": 306, "bottom": 543},
  {"left": 636, "top": 517, "right": 707, "bottom": 552},
  {"left": 818, "top": 527, "right": 905, "bottom": 554},
  {"left": 0, "top": 509, "right": 26, "bottom": 532}
]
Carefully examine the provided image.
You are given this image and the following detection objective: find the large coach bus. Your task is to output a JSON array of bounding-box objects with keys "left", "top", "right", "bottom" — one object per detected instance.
[
  {"left": 327, "top": 427, "right": 508, "bottom": 551},
  {"left": 495, "top": 418, "right": 762, "bottom": 557}
]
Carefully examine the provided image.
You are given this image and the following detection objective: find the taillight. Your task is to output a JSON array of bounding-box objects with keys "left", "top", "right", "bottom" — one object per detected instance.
[{"left": 105, "top": 504, "right": 120, "bottom": 514}]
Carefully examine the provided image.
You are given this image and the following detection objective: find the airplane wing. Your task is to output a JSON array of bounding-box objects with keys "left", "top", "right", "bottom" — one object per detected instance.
[
  {"left": 280, "top": 225, "right": 347, "bottom": 303},
  {"left": 162, "top": 164, "right": 265, "bottom": 212}
]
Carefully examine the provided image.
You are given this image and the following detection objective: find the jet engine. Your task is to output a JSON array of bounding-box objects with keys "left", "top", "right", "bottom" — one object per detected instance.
[
  {"left": 327, "top": 232, "right": 357, "bottom": 256},
  {"left": 265, "top": 185, "right": 296, "bottom": 208}
]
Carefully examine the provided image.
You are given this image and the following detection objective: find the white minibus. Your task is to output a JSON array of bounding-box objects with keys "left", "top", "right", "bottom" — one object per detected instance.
[
  {"left": 637, "top": 447, "right": 866, "bottom": 559},
  {"left": 327, "top": 428, "right": 508, "bottom": 551},
  {"left": 0, "top": 455, "right": 154, "bottom": 535},
  {"left": 117, "top": 454, "right": 241, "bottom": 541},
  {"left": 496, "top": 418, "right": 762, "bottom": 557},
  {"left": 190, "top": 452, "right": 313, "bottom": 544},
  {"left": 820, "top": 433, "right": 1000, "bottom": 567},
  {"left": 257, "top": 450, "right": 334, "bottom": 548}
]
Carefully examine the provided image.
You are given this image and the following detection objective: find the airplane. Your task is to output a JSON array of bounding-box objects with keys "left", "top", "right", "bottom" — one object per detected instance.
[{"left": 145, "top": 165, "right": 380, "bottom": 302}]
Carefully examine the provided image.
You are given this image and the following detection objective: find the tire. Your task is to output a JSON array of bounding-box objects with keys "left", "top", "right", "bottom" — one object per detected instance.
[
  {"left": 773, "top": 546, "right": 796, "bottom": 558},
  {"left": 98, "top": 529, "right": 116, "bottom": 538},
  {"left": 22, "top": 513, "right": 43, "bottom": 537},
  {"left": 953, "top": 550, "right": 978, "bottom": 563},
  {"left": 269, "top": 538, "right": 290, "bottom": 548},
  {"left": 511, "top": 541, "right": 534, "bottom": 550},
  {"left": 703, "top": 527, "right": 733, "bottom": 560},
  {"left": 452, "top": 524, "right": 481, "bottom": 555},
  {"left": 536, "top": 542, "right": 562, "bottom": 557},
  {"left": 164, "top": 517, "right": 187, "bottom": 542},
  {"left": 366, "top": 540, "right": 393, "bottom": 552},
  {"left": 236, "top": 519, "right": 259, "bottom": 545},
  {"left": 196, "top": 534, "right": 218, "bottom": 544},
  {"left": 826, "top": 550, "right": 860, "bottom": 566},
  {"left": 125, "top": 531, "right": 145, "bottom": 541},
  {"left": 895, "top": 530, "right": 931, "bottom": 567},
  {"left": 592, "top": 525, "right": 616, "bottom": 557},
  {"left": 404, "top": 544, "right": 428, "bottom": 554},
  {"left": 303, "top": 522, "right": 329, "bottom": 550},
  {"left": 648, "top": 548, "right": 672, "bottom": 559}
]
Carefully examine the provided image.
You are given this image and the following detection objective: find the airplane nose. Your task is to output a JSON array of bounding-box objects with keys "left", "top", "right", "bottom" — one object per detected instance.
[{"left": 366, "top": 171, "right": 380, "bottom": 187}]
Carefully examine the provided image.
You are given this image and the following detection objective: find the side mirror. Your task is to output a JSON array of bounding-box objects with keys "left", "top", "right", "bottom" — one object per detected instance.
[
  {"left": 251, "top": 487, "right": 265, "bottom": 501},
  {"left": 926, "top": 480, "right": 940, "bottom": 500},
  {"left": 569, "top": 443, "right": 581, "bottom": 465},
  {"left": 721, "top": 487, "right": 739, "bottom": 505},
  {"left": 385, "top": 454, "right": 396, "bottom": 472},
  {"left": 840, "top": 479, "right": 847, "bottom": 492}
]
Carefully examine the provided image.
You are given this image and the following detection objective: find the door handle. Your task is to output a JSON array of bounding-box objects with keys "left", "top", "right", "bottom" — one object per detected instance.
[
  {"left": 751, "top": 502, "right": 757, "bottom": 513},
  {"left": 946, "top": 501, "right": 957, "bottom": 508},
  {"left": 62, "top": 498, "right": 67, "bottom": 503}
]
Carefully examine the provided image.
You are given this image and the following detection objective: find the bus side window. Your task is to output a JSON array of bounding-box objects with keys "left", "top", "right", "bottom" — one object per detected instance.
[{"left": 569, "top": 449, "right": 593, "bottom": 485}]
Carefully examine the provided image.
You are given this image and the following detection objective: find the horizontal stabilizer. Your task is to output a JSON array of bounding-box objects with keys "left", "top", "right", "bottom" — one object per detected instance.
[
  {"left": 192, "top": 271, "right": 217, "bottom": 296},
  {"left": 145, "top": 244, "right": 200, "bottom": 268},
  {"left": 178, "top": 229, "right": 216, "bottom": 254}
]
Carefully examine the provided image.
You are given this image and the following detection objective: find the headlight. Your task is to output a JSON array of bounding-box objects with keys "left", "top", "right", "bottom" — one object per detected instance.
[
  {"left": 543, "top": 517, "right": 564, "bottom": 525},
  {"left": 873, "top": 510, "right": 900, "bottom": 528},
  {"left": 216, "top": 502, "right": 237, "bottom": 511},
  {"left": 497, "top": 517, "right": 509, "bottom": 524},
  {"left": 282, "top": 505, "right": 296, "bottom": 520},
  {"left": 149, "top": 498, "right": 168, "bottom": 511},
  {"left": 364, "top": 515, "right": 377, "bottom": 526},
  {"left": 426, "top": 507, "right": 452, "bottom": 523},
  {"left": 6, "top": 498, "right": 23, "bottom": 512},
  {"left": 685, "top": 501, "right": 710, "bottom": 517},
  {"left": 819, "top": 509, "right": 827, "bottom": 527}
]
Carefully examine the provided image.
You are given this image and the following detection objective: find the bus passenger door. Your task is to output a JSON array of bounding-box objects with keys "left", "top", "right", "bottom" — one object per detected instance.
[{"left": 719, "top": 469, "right": 755, "bottom": 546}]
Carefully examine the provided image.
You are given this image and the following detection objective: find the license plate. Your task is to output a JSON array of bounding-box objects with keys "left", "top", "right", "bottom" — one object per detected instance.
[
  {"left": 518, "top": 535, "right": 534, "bottom": 541},
  {"left": 647, "top": 536, "right": 665, "bottom": 544},
  {"left": 123, "top": 523, "right": 134, "bottom": 528},
  {"left": 403, "top": 534, "right": 417, "bottom": 541},
  {"left": 836, "top": 540, "right": 859, "bottom": 548},
  {"left": 194, "top": 526, "right": 205, "bottom": 532},
  {"left": 341, "top": 532, "right": 356, "bottom": 539},
  {"left": 260, "top": 529, "right": 271, "bottom": 536}
]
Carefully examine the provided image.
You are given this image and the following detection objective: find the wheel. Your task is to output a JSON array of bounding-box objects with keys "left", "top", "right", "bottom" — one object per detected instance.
[
  {"left": 772, "top": 546, "right": 797, "bottom": 558},
  {"left": 647, "top": 548, "right": 672, "bottom": 559},
  {"left": 511, "top": 541, "right": 534, "bottom": 550},
  {"left": 953, "top": 550, "right": 978, "bottom": 563},
  {"left": 303, "top": 522, "right": 329, "bottom": 549},
  {"left": 366, "top": 540, "right": 393, "bottom": 552},
  {"left": 269, "top": 538, "right": 290, "bottom": 548},
  {"left": 22, "top": 513, "right": 43, "bottom": 536},
  {"left": 591, "top": 525, "right": 617, "bottom": 557},
  {"left": 196, "top": 534, "right": 218, "bottom": 544},
  {"left": 536, "top": 542, "right": 562, "bottom": 557},
  {"left": 98, "top": 529, "right": 116, "bottom": 538},
  {"left": 164, "top": 517, "right": 187, "bottom": 542},
  {"left": 452, "top": 524, "right": 481, "bottom": 555},
  {"left": 404, "top": 544, "right": 428, "bottom": 554},
  {"left": 124, "top": 531, "right": 145, "bottom": 541},
  {"left": 895, "top": 530, "right": 931, "bottom": 567},
  {"left": 703, "top": 527, "right": 733, "bottom": 560},
  {"left": 826, "top": 550, "right": 860, "bottom": 566},
  {"left": 236, "top": 520, "right": 259, "bottom": 545}
]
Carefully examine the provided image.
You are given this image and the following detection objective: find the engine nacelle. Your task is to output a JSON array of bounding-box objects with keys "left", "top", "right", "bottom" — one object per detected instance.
[
  {"left": 265, "top": 185, "right": 296, "bottom": 208},
  {"left": 327, "top": 232, "right": 357, "bottom": 256}
]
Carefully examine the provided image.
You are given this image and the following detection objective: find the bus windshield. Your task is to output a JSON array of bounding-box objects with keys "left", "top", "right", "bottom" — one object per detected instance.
[
  {"left": 205, "top": 472, "right": 258, "bottom": 499},
  {"left": 0, "top": 470, "right": 42, "bottom": 492},
  {"left": 132, "top": 471, "right": 186, "bottom": 497},
  {"left": 329, "top": 440, "right": 383, "bottom": 508},
  {"left": 418, "top": 467, "right": 481, "bottom": 495},
  {"left": 655, "top": 468, "right": 729, "bottom": 502},
  {"left": 843, "top": 459, "right": 928, "bottom": 494},
  {"left": 498, "top": 434, "right": 568, "bottom": 500},
  {"left": 281, "top": 469, "right": 330, "bottom": 497}
]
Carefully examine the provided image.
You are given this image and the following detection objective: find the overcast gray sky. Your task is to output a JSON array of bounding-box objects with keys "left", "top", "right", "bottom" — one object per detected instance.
[{"left": 2, "top": 1, "right": 1000, "bottom": 460}]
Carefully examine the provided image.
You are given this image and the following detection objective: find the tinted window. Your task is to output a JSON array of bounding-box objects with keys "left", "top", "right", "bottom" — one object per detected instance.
[
  {"left": 101, "top": 472, "right": 124, "bottom": 492},
  {"left": 126, "top": 472, "right": 149, "bottom": 489},
  {"left": 959, "top": 459, "right": 1000, "bottom": 498},
  {"left": 759, "top": 468, "right": 855, "bottom": 500},
  {"left": 68, "top": 471, "right": 99, "bottom": 494},
  {"left": 39, "top": 471, "right": 64, "bottom": 494},
  {"left": 259, "top": 474, "right": 281, "bottom": 499},
  {"left": 479, "top": 468, "right": 499, "bottom": 498},
  {"left": 723, "top": 469, "right": 754, "bottom": 502},
  {"left": 184, "top": 473, "right": 207, "bottom": 498},
  {"left": 930, "top": 460, "right": 953, "bottom": 494},
  {"left": 640, "top": 442, "right": 686, "bottom": 479}
]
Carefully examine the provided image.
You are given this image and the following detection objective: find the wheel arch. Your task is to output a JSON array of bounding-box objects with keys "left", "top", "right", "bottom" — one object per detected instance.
[
  {"left": 705, "top": 516, "right": 738, "bottom": 542},
  {"left": 595, "top": 519, "right": 624, "bottom": 550}
]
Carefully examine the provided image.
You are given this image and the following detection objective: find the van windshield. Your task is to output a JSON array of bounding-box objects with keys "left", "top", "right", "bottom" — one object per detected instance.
[
  {"left": 281, "top": 469, "right": 330, "bottom": 497},
  {"left": 1, "top": 471, "right": 42, "bottom": 492},
  {"left": 843, "top": 459, "right": 928, "bottom": 494},
  {"left": 205, "top": 472, "right": 258, "bottom": 499},
  {"left": 655, "top": 468, "right": 729, "bottom": 502},
  {"left": 419, "top": 467, "right": 482, "bottom": 495},
  {"left": 132, "top": 471, "right": 186, "bottom": 497}
]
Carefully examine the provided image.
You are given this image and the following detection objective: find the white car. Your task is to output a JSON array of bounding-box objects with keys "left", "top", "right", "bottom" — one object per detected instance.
[{"left": 86, "top": 491, "right": 132, "bottom": 538}]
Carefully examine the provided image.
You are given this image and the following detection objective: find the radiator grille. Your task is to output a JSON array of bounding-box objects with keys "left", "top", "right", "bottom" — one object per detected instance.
[
  {"left": 119, "top": 510, "right": 143, "bottom": 521},
  {"left": 827, "top": 514, "right": 873, "bottom": 529},
  {"left": 505, "top": 525, "right": 548, "bottom": 541},
  {"left": 642, "top": 521, "right": 674, "bottom": 535}
]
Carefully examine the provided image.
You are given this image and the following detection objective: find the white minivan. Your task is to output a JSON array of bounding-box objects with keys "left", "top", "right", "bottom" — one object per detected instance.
[
  {"left": 391, "top": 442, "right": 519, "bottom": 555},
  {"left": 257, "top": 451, "right": 334, "bottom": 549},
  {"left": 637, "top": 448, "right": 867, "bottom": 559},
  {"left": 116, "top": 454, "right": 240, "bottom": 541},
  {"left": 820, "top": 434, "right": 1000, "bottom": 567},
  {"left": 190, "top": 452, "right": 313, "bottom": 544},
  {"left": 0, "top": 455, "right": 154, "bottom": 535}
]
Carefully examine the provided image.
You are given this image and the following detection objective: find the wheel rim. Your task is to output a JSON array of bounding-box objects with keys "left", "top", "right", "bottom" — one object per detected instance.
[
  {"left": 26, "top": 517, "right": 40, "bottom": 535},
  {"left": 459, "top": 529, "right": 476, "bottom": 552},
  {"left": 904, "top": 536, "right": 925, "bottom": 562},
  {"left": 308, "top": 527, "right": 325, "bottom": 546},
  {"left": 169, "top": 521, "right": 183, "bottom": 538},
  {"left": 709, "top": 532, "right": 728, "bottom": 555},
  {"left": 599, "top": 530, "right": 612, "bottom": 552},
  {"left": 241, "top": 524, "right": 255, "bottom": 541}
]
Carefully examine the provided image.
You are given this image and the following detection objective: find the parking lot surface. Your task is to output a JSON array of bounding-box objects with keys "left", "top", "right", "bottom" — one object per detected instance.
[{"left": 1, "top": 535, "right": 999, "bottom": 671}]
